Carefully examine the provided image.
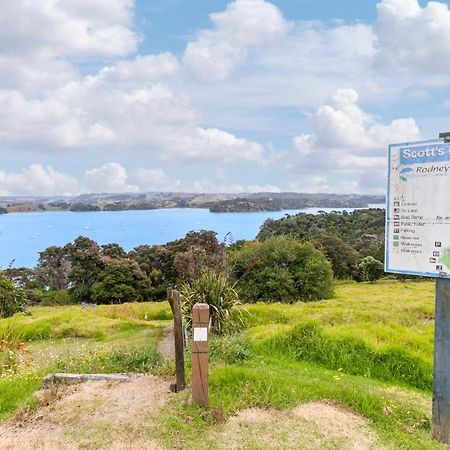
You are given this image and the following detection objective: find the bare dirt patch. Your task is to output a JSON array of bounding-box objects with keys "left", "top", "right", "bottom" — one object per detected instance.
[
  {"left": 214, "top": 401, "right": 384, "bottom": 450},
  {"left": 157, "top": 326, "right": 175, "bottom": 360},
  {"left": 0, "top": 375, "right": 170, "bottom": 450},
  {"left": 293, "top": 401, "right": 383, "bottom": 449}
]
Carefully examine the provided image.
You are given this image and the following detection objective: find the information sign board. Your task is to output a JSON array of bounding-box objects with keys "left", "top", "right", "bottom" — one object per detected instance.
[{"left": 386, "top": 139, "right": 450, "bottom": 278}]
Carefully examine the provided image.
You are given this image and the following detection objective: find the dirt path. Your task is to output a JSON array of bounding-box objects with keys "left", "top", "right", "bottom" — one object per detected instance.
[
  {"left": 0, "top": 375, "right": 170, "bottom": 450},
  {"left": 0, "top": 376, "right": 384, "bottom": 450},
  {"left": 157, "top": 326, "right": 175, "bottom": 359}
]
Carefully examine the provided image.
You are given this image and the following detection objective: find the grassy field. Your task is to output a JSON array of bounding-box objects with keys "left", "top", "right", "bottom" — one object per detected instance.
[{"left": 0, "top": 280, "right": 443, "bottom": 449}]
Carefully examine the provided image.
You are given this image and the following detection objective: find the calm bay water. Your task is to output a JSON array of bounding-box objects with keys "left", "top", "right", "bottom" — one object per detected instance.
[{"left": 0, "top": 205, "right": 384, "bottom": 268}]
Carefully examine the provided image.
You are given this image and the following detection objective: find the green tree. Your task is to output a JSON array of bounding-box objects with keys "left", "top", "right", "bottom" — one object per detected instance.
[
  {"left": 4, "top": 268, "right": 39, "bottom": 290},
  {"left": 258, "top": 209, "right": 385, "bottom": 248},
  {"left": 130, "top": 230, "right": 225, "bottom": 287},
  {"left": 0, "top": 271, "right": 26, "bottom": 318},
  {"left": 230, "top": 237, "right": 333, "bottom": 302},
  {"left": 65, "top": 237, "right": 104, "bottom": 302},
  {"left": 101, "top": 243, "right": 127, "bottom": 259},
  {"left": 36, "top": 246, "right": 71, "bottom": 290},
  {"left": 313, "top": 235, "right": 359, "bottom": 279},
  {"left": 91, "top": 258, "right": 150, "bottom": 304}
]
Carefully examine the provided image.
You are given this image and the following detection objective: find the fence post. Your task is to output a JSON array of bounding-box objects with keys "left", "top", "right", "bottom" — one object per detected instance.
[
  {"left": 191, "top": 303, "right": 210, "bottom": 406},
  {"left": 167, "top": 288, "right": 185, "bottom": 392}
]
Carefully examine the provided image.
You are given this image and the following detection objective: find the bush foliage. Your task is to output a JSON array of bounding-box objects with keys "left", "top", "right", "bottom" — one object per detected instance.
[
  {"left": 230, "top": 237, "right": 333, "bottom": 302},
  {"left": 180, "top": 271, "right": 241, "bottom": 334},
  {"left": 0, "top": 271, "right": 27, "bottom": 318}
]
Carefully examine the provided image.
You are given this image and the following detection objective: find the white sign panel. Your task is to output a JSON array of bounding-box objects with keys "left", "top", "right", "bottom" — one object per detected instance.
[
  {"left": 386, "top": 139, "right": 450, "bottom": 278},
  {"left": 193, "top": 327, "right": 208, "bottom": 342}
]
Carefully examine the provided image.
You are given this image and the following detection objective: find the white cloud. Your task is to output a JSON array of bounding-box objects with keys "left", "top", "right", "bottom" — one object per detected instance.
[
  {"left": 0, "top": 164, "right": 79, "bottom": 196},
  {"left": 0, "top": 163, "right": 282, "bottom": 196},
  {"left": 1, "top": 0, "right": 446, "bottom": 196},
  {"left": 0, "top": 54, "right": 263, "bottom": 163},
  {"left": 0, "top": 0, "right": 139, "bottom": 59},
  {"left": 85, "top": 163, "right": 138, "bottom": 193},
  {"left": 300, "top": 88, "right": 421, "bottom": 153},
  {"left": 291, "top": 88, "right": 421, "bottom": 193},
  {"left": 171, "top": 128, "right": 263, "bottom": 163},
  {"left": 0, "top": 0, "right": 139, "bottom": 95},
  {"left": 96, "top": 53, "right": 179, "bottom": 85},
  {"left": 183, "top": 0, "right": 292, "bottom": 82},
  {"left": 375, "top": 0, "right": 450, "bottom": 72}
]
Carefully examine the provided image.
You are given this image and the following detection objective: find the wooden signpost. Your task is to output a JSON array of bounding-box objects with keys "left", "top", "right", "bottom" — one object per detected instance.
[{"left": 191, "top": 303, "right": 210, "bottom": 406}]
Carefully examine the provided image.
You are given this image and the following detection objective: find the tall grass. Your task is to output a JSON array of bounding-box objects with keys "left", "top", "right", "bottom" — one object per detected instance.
[
  {"left": 0, "top": 307, "right": 164, "bottom": 341},
  {"left": 54, "top": 345, "right": 163, "bottom": 374},
  {"left": 261, "top": 321, "right": 432, "bottom": 390}
]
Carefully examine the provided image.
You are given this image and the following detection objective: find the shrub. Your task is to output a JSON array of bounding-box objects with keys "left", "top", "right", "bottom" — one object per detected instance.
[
  {"left": 0, "top": 271, "right": 27, "bottom": 318},
  {"left": 356, "top": 256, "right": 385, "bottom": 282},
  {"left": 230, "top": 237, "right": 333, "bottom": 302},
  {"left": 180, "top": 271, "right": 241, "bottom": 334}
]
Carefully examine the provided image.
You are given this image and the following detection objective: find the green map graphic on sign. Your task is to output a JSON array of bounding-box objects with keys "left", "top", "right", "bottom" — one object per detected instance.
[{"left": 441, "top": 249, "right": 450, "bottom": 270}]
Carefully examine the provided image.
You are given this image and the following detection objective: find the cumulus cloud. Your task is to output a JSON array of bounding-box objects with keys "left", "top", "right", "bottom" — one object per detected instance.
[
  {"left": 306, "top": 88, "right": 420, "bottom": 151},
  {"left": 0, "top": 0, "right": 139, "bottom": 94},
  {"left": 96, "top": 53, "right": 179, "bottom": 85},
  {"left": 375, "top": 0, "right": 450, "bottom": 71},
  {"left": 291, "top": 88, "right": 421, "bottom": 193},
  {"left": 0, "top": 0, "right": 139, "bottom": 59},
  {"left": 0, "top": 163, "right": 282, "bottom": 196},
  {"left": 2, "top": 0, "right": 444, "bottom": 195},
  {"left": 0, "top": 164, "right": 79, "bottom": 196},
  {"left": 85, "top": 163, "right": 138, "bottom": 193},
  {"left": 183, "top": 0, "right": 292, "bottom": 82},
  {"left": 0, "top": 53, "right": 263, "bottom": 163}
]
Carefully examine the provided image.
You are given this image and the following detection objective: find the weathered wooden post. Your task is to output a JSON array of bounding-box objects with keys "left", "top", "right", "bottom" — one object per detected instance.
[
  {"left": 191, "top": 303, "right": 210, "bottom": 406},
  {"left": 167, "top": 288, "right": 185, "bottom": 392},
  {"left": 432, "top": 132, "right": 450, "bottom": 442},
  {"left": 432, "top": 278, "right": 450, "bottom": 442}
]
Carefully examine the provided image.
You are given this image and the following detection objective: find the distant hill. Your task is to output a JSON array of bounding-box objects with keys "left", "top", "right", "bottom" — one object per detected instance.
[{"left": 0, "top": 192, "right": 385, "bottom": 214}]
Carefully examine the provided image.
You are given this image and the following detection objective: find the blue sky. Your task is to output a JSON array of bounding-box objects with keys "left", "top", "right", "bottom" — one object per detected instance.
[{"left": 1, "top": 0, "right": 450, "bottom": 196}]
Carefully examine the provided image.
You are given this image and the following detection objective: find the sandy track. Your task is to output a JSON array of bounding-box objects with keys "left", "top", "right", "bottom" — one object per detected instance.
[{"left": 0, "top": 375, "right": 170, "bottom": 450}]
